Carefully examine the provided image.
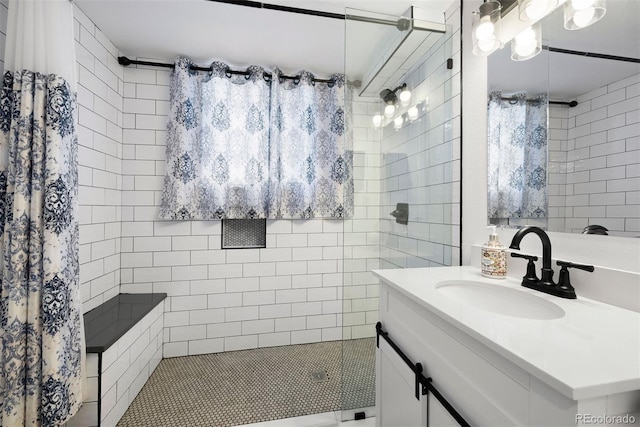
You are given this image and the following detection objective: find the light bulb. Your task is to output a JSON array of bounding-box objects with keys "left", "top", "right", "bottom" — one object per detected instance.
[
  {"left": 407, "top": 106, "right": 419, "bottom": 121},
  {"left": 515, "top": 27, "right": 536, "bottom": 44},
  {"left": 475, "top": 15, "right": 495, "bottom": 40},
  {"left": 384, "top": 104, "right": 395, "bottom": 117},
  {"left": 393, "top": 116, "right": 403, "bottom": 129},
  {"left": 525, "top": 0, "right": 549, "bottom": 20},
  {"left": 512, "top": 26, "right": 539, "bottom": 59},
  {"left": 372, "top": 114, "right": 382, "bottom": 128},
  {"left": 515, "top": 39, "right": 537, "bottom": 57},
  {"left": 572, "top": 6, "right": 595, "bottom": 27},
  {"left": 571, "top": 0, "right": 596, "bottom": 10},
  {"left": 478, "top": 38, "right": 498, "bottom": 53},
  {"left": 399, "top": 89, "right": 411, "bottom": 107}
]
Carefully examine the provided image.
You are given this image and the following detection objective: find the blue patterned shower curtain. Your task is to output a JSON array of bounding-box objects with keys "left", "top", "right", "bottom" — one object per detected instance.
[
  {"left": 0, "top": 71, "right": 82, "bottom": 425},
  {"left": 487, "top": 92, "right": 548, "bottom": 219},
  {"left": 160, "top": 58, "right": 353, "bottom": 220},
  {"left": 268, "top": 69, "right": 352, "bottom": 219},
  {"left": 0, "top": 2, "right": 82, "bottom": 425},
  {"left": 160, "top": 59, "right": 271, "bottom": 219}
]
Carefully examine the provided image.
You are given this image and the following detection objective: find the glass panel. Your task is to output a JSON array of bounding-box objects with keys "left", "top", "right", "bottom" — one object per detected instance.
[{"left": 342, "top": 5, "right": 453, "bottom": 422}]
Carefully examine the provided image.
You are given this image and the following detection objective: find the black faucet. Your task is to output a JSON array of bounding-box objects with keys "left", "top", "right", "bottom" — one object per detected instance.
[
  {"left": 509, "top": 226, "right": 555, "bottom": 287},
  {"left": 508, "top": 226, "right": 594, "bottom": 299}
]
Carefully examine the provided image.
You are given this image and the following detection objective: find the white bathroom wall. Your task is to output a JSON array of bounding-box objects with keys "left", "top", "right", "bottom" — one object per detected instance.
[
  {"left": 462, "top": 0, "right": 640, "bottom": 273},
  {"left": 118, "top": 65, "right": 380, "bottom": 356},
  {"left": 343, "top": 94, "right": 381, "bottom": 340},
  {"left": 73, "top": 5, "right": 124, "bottom": 313},
  {"left": 0, "top": 0, "right": 6, "bottom": 74},
  {"left": 548, "top": 73, "right": 639, "bottom": 236},
  {"left": 547, "top": 104, "right": 569, "bottom": 232},
  {"left": 379, "top": 2, "right": 461, "bottom": 269}
]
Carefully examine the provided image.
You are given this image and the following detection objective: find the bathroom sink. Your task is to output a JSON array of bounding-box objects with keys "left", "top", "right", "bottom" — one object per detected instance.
[{"left": 435, "top": 280, "right": 565, "bottom": 320}]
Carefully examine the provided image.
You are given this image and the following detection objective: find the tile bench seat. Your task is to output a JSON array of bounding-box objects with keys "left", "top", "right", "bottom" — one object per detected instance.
[{"left": 68, "top": 293, "right": 166, "bottom": 427}]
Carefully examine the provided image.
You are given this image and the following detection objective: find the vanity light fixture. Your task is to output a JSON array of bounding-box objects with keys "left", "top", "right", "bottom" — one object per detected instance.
[
  {"left": 518, "top": 0, "right": 558, "bottom": 22},
  {"left": 384, "top": 104, "right": 396, "bottom": 118},
  {"left": 380, "top": 83, "right": 411, "bottom": 115},
  {"left": 472, "top": 1, "right": 502, "bottom": 56},
  {"left": 407, "top": 106, "right": 419, "bottom": 122},
  {"left": 393, "top": 116, "right": 404, "bottom": 130},
  {"left": 372, "top": 114, "right": 383, "bottom": 128},
  {"left": 511, "top": 23, "right": 542, "bottom": 61},
  {"left": 375, "top": 83, "right": 413, "bottom": 124},
  {"left": 399, "top": 86, "right": 412, "bottom": 106},
  {"left": 564, "top": 0, "right": 606, "bottom": 30}
]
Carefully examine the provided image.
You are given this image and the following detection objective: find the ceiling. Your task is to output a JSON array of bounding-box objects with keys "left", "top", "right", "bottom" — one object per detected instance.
[
  {"left": 75, "top": 0, "right": 454, "bottom": 79},
  {"left": 488, "top": 0, "right": 640, "bottom": 100}
]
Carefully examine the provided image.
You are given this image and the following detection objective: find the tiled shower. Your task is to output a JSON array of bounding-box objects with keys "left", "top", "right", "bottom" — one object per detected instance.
[
  {"left": 28, "top": 0, "right": 461, "bottom": 423},
  {"left": 74, "top": 1, "right": 460, "bottom": 345}
]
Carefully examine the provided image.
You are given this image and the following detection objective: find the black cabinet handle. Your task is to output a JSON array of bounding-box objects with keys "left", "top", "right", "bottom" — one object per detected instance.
[{"left": 376, "top": 322, "right": 471, "bottom": 427}]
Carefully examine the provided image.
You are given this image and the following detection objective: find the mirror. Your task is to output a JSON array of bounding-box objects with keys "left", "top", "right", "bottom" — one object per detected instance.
[{"left": 488, "top": 0, "right": 640, "bottom": 238}]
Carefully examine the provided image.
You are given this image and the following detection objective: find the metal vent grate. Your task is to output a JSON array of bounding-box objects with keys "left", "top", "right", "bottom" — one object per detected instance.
[{"left": 222, "top": 219, "right": 267, "bottom": 249}]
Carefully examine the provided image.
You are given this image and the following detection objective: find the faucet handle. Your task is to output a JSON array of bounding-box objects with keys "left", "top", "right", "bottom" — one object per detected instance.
[
  {"left": 510, "top": 252, "right": 538, "bottom": 261},
  {"left": 556, "top": 260, "right": 595, "bottom": 273},
  {"left": 510, "top": 252, "right": 539, "bottom": 284},
  {"left": 556, "top": 261, "right": 595, "bottom": 298}
]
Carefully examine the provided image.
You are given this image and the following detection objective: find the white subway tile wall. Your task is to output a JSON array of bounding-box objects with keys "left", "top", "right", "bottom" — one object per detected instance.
[
  {"left": 548, "top": 73, "right": 640, "bottom": 236},
  {"left": 74, "top": 5, "right": 124, "bottom": 313},
  {"left": 119, "top": 63, "right": 381, "bottom": 355},
  {"left": 378, "top": 4, "right": 462, "bottom": 269},
  {"left": 101, "top": 304, "right": 164, "bottom": 426},
  {"left": 70, "top": 1, "right": 458, "bottom": 362},
  {"left": 66, "top": 354, "right": 99, "bottom": 427},
  {"left": 548, "top": 104, "right": 569, "bottom": 232}
]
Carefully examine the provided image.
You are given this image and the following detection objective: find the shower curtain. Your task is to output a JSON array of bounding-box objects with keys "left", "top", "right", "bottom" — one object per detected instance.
[
  {"left": 268, "top": 68, "right": 352, "bottom": 219},
  {"left": 160, "top": 58, "right": 271, "bottom": 220},
  {"left": 160, "top": 58, "right": 353, "bottom": 220},
  {"left": 487, "top": 92, "right": 548, "bottom": 219},
  {"left": 0, "top": 1, "right": 83, "bottom": 425}
]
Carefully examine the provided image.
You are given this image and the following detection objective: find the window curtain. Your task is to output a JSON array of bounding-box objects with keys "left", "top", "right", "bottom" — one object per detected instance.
[
  {"left": 268, "top": 68, "right": 352, "bottom": 219},
  {"left": 160, "top": 58, "right": 353, "bottom": 220},
  {"left": 0, "top": 1, "right": 83, "bottom": 426},
  {"left": 160, "top": 58, "right": 271, "bottom": 220},
  {"left": 487, "top": 92, "right": 548, "bottom": 219}
]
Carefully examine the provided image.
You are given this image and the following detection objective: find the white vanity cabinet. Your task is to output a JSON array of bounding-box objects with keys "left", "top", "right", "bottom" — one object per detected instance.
[{"left": 374, "top": 267, "right": 640, "bottom": 427}]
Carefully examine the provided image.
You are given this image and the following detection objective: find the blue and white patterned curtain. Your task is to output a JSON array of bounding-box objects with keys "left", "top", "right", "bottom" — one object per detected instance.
[
  {"left": 487, "top": 92, "right": 548, "bottom": 219},
  {"left": 160, "top": 59, "right": 271, "bottom": 220},
  {"left": 160, "top": 58, "right": 353, "bottom": 220},
  {"left": 0, "top": 2, "right": 82, "bottom": 425},
  {"left": 268, "top": 69, "right": 352, "bottom": 219}
]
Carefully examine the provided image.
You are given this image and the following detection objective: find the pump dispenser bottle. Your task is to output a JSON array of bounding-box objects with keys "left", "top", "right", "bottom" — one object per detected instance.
[{"left": 481, "top": 225, "right": 507, "bottom": 279}]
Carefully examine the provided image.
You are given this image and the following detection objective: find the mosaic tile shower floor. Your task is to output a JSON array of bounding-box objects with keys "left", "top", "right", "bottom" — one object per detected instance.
[{"left": 117, "top": 338, "right": 376, "bottom": 427}]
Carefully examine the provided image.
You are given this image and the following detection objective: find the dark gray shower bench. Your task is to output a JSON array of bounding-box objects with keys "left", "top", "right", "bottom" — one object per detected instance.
[{"left": 69, "top": 293, "right": 167, "bottom": 427}]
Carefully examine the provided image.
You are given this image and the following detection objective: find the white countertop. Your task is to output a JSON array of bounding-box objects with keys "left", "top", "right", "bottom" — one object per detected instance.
[{"left": 373, "top": 266, "right": 640, "bottom": 400}]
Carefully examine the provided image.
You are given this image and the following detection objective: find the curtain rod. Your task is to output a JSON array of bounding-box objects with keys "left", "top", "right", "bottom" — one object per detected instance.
[
  {"left": 205, "top": 0, "right": 415, "bottom": 28},
  {"left": 206, "top": 0, "right": 345, "bottom": 20},
  {"left": 499, "top": 96, "right": 578, "bottom": 107},
  {"left": 117, "top": 57, "right": 336, "bottom": 84},
  {"left": 546, "top": 46, "right": 640, "bottom": 63}
]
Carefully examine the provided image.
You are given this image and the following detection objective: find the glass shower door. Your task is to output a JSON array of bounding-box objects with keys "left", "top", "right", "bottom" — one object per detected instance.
[
  {"left": 342, "top": 4, "right": 453, "bottom": 422},
  {"left": 341, "top": 8, "right": 405, "bottom": 421}
]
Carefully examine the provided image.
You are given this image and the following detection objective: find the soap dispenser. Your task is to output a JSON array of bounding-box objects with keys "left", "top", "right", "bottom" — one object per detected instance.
[{"left": 481, "top": 225, "right": 507, "bottom": 279}]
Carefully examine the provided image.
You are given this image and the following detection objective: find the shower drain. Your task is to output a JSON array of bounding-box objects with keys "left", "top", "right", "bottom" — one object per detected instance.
[{"left": 310, "top": 370, "right": 330, "bottom": 382}]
